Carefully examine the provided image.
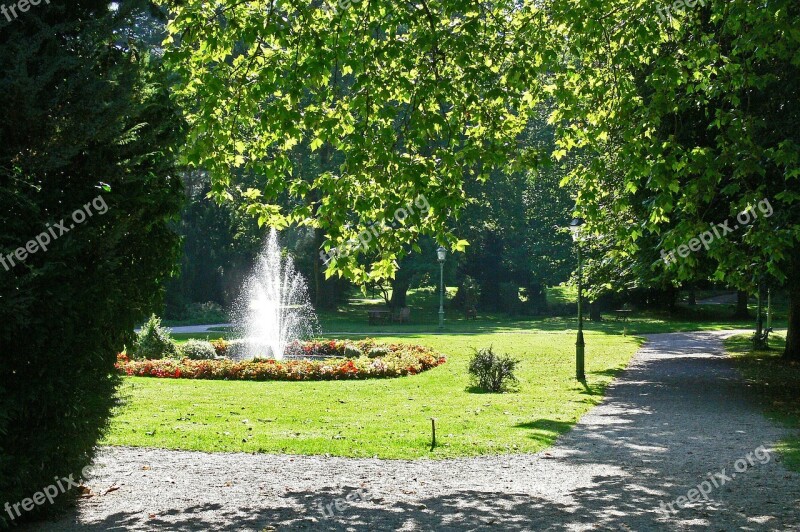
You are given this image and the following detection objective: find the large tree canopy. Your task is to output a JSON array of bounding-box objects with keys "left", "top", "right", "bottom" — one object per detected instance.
[
  {"left": 163, "top": 0, "right": 548, "bottom": 283},
  {"left": 547, "top": 0, "right": 800, "bottom": 356},
  {"left": 162, "top": 0, "right": 799, "bottom": 355}
]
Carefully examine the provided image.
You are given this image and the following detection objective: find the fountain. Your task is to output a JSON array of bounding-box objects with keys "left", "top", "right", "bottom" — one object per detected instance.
[{"left": 232, "top": 229, "right": 319, "bottom": 360}]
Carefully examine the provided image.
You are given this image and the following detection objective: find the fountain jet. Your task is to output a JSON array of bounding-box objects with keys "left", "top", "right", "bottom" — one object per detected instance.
[{"left": 233, "top": 229, "right": 318, "bottom": 360}]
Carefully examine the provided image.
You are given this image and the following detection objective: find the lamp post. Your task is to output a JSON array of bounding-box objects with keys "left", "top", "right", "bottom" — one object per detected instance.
[
  {"left": 569, "top": 218, "right": 585, "bottom": 381},
  {"left": 437, "top": 246, "right": 446, "bottom": 329}
]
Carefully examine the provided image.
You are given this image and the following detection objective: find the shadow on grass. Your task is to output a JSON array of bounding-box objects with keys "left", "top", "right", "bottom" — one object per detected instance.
[
  {"left": 315, "top": 295, "right": 777, "bottom": 338},
  {"left": 725, "top": 333, "right": 800, "bottom": 471},
  {"left": 174, "top": 315, "right": 764, "bottom": 344},
  {"left": 513, "top": 419, "right": 575, "bottom": 444},
  {"left": 463, "top": 385, "right": 519, "bottom": 394}
]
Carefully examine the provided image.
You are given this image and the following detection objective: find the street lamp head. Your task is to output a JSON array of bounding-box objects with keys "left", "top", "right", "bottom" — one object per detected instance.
[
  {"left": 436, "top": 246, "right": 447, "bottom": 263},
  {"left": 568, "top": 218, "right": 585, "bottom": 242}
]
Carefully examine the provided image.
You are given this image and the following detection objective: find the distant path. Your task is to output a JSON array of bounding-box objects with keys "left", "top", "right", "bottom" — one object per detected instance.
[
  {"left": 36, "top": 331, "right": 800, "bottom": 530},
  {"left": 696, "top": 292, "right": 738, "bottom": 305},
  {"left": 166, "top": 323, "right": 232, "bottom": 334}
]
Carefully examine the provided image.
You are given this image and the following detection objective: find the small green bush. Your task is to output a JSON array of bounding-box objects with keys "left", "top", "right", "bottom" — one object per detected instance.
[
  {"left": 180, "top": 339, "right": 217, "bottom": 360},
  {"left": 368, "top": 346, "right": 390, "bottom": 359},
  {"left": 131, "top": 315, "right": 179, "bottom": 360},
  {"left": 468, "top": 346, "right": 520, "bottom": 392},
  {"left": 344, "top": 344, "right": 363, "bottom": 358}
]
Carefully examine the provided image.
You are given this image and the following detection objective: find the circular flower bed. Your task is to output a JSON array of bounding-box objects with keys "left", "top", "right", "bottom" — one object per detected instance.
[{"left": 115, "top": 339, "right": 446, "bottom": 381}]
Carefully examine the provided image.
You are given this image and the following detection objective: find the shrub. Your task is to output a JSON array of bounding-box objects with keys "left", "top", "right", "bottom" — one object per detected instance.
[
  {"left": 343, "top": 344, "right": 363, "bottom": 358},
  {"left": 368, "top": 346, "right": 390, "bottom": 359},
  {"left": 225, "top": 339, "right": 251, "bottom": 359},
  {"left": 131, "top": 315, "right": 179, "bottom": 360},
  {"left": 468, "top": 347, "right": 520, "bottom": 392},
  {"left": 209, "top": 338, "right": 229, "bottom": 357},
  {"left": 283, "top": 338, "right": 382, "bottom": 359},
  {"left": 180, "top": 340, "right": 217, "bottom": 360}
]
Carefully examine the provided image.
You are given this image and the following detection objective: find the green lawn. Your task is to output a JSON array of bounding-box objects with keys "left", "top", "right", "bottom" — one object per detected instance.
[
  {"left": 128, "top": 289, "right": 785, "bottom": 459},
  {"left": 316, "top": 287, "right": 784, "bottom": 335},
  {"left": 726, "top": 333, "right": 800, "bottom": 471},
  {"left": 105, "top": 331, "right": 642, "bottom": 459},
  {"left": 165, "top": 285, "right": 784, "bottom": 339},
  {"left": 172, "top": 305, "right": 777, "bottom": 345}
]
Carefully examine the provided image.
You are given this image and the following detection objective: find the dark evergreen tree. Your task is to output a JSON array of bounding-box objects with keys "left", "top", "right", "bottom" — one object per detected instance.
[{"left": 0, "top": 1, "right": 184, "bottom": 524}]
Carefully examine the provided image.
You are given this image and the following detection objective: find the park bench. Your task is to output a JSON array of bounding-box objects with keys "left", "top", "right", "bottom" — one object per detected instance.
[
  {"left": 367, "top": 309, "right": 390, "bottom": 325},
  {"left": 392, "top": 307, "right": 411, "bottom": 324},
  {"left": 613, "top": 309, "right": 633, "bottom": 322}
]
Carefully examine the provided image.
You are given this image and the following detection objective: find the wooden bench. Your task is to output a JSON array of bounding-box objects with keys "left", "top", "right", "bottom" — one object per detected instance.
[
  {"left": 392, "top": 307, "right": 411, "bottom": 324},
  {"left": 367, "top": 309, "right": 390, "bottom": 325}
]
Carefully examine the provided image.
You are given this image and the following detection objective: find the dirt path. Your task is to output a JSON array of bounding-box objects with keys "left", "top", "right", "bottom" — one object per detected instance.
[{"left": 30, "top": 331, "right": 800, "bottom": 531}]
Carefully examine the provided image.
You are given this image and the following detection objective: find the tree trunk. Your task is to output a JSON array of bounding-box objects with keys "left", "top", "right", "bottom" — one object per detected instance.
[
  {"left": 665, "top": 286, "right": 678, "bottom": 310},
  {"left": 524, "top": 282, "right": 547, "bottom": 315},
  {"left": 389, "top": 278, "right": 410, "bottom": 310},
  {"left": 733, "top": 290, "right": 750, "bottom": 319},
  {"left": 589, "top": 300, "right": 602, "bottom": 321},
  {"left": 688, "top": 288, "right": 696, "bottom": 306},
  {"left": 785, "top": 265, "right": 800, "bottom": 360},
  {"left": 313, "top": 227, "right": 323, "bottom": 308},
  {"left": 314, "top": 139, "right": 332, "bottom": 309}
]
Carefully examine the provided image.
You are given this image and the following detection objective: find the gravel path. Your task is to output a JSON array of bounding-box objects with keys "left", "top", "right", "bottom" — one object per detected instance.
[{"left": 31, "top": 331, "right": 800, "bottom": 531}]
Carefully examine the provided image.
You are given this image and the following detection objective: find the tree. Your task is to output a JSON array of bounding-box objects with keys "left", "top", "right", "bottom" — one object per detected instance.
[
  {"left": 0, "top": 0, "right": 184, "bottom": 523},
  {"left": 548, "top": 0, "right": 800, "bottom": 357},
  {"left": 164, "top": 172, "right": 262, "bottom": 316},
  {"left": 164, "top": 171, "right": 354, "bottom": 315},
  {"left": 161, "top": 0, "right": 547, "bottom": 285}
]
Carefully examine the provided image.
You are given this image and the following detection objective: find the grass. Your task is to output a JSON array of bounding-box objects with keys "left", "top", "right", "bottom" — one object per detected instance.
[
  {"left": 161, "top": 285, "right": 785, "bottom": 333},
  {"left": 725, "top": 333, "right": 800, "bottom": 471},
  {"left": 546, "top": 283, "right": 578, "bottom": 304},
  {"left": 170, "top": 303, "right": 779, "bottom": 344},
  {"left": 105, "top": 330, "right": 642, "bottom": 459},
  {"left": 314, "top": 286, "right": 784, "bottom": 335},
  {"left": 128, "top": 288, "right": 786, "bottom": 459}
]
